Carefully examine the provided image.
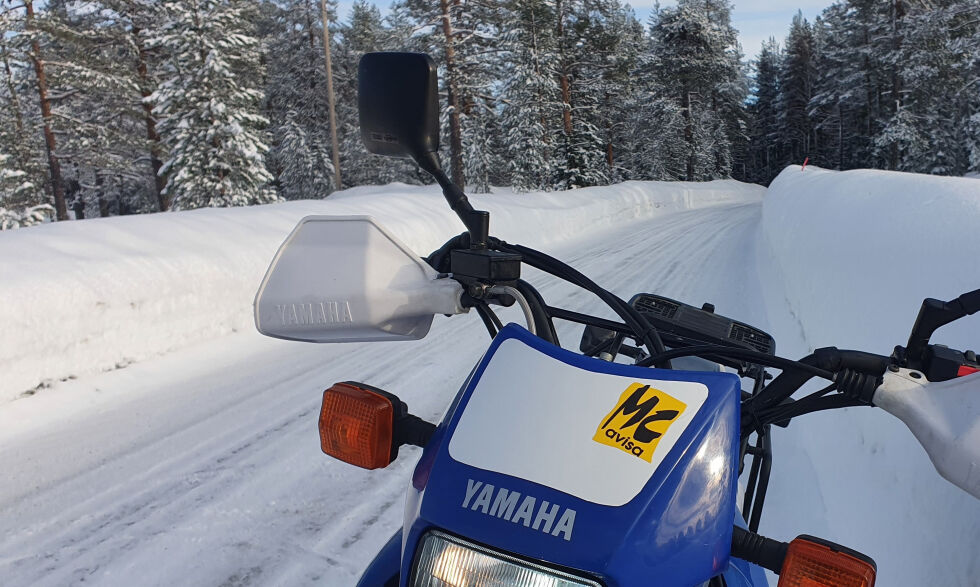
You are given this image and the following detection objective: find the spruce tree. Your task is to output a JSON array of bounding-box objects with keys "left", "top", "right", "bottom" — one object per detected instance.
[
  {"left": 746, "top": 39, "right": 782, "bottom": 184},
  {"left": 149, "top": 0, "right": 276, "bottom": 209},
  {"left": 777, "top": 13, "right": 817, "bottom": 167},
  {"left": 263, "top": 0, "right": 338, "bottom": 199},
  {"left": 499, "top": 0, "right": 562, "bottom": 191}
]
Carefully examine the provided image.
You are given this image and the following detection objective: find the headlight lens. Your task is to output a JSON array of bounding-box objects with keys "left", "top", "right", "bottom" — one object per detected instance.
[{"left": 412, "top": 531, "right": 601, "bottom": 587}]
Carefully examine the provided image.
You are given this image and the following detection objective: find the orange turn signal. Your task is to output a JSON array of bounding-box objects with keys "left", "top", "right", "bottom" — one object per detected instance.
[
  {"left": 778, "top": 536, "right": 876, "bottom": 587},
  {"left": 319, "top": 382, "right": 395, "bottom": 469}
]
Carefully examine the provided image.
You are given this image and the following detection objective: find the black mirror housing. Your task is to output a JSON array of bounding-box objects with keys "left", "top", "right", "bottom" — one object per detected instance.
[
  {"left": 580, "top": 324, "right": 617, "bottom": 356},
  {"left": 358, "top": 52, "right": 440, "bottom": 160}
]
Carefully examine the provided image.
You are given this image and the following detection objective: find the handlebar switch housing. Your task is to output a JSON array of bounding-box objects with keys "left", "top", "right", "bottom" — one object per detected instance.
[
  {"left": 893, "top": 343, "right": 980, "bottom": 382},
  {"left": 450, "top": 248, "right": 522, "bottom": 286},
  {"left": 926, "top": 345, "right": 980, "bottom": 381}
]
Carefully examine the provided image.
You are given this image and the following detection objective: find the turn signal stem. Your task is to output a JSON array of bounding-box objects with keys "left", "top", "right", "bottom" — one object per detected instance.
[
  {"left": 731, "top": 526, "right": 876, "bottom": 587},
  {"left": 731, "top": 526, "right": 788, "bottom": 573},
  {"left": 396, "top": 413, "right": 437, "bottom": 450}
]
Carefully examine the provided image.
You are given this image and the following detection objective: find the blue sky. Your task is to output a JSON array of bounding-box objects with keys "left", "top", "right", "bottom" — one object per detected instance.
[{"left": 336, "top": 1, "right": 832, "bottom": 61}]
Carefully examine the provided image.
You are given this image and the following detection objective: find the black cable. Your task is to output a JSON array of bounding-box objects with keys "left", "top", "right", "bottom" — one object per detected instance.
[
  {"left": 515, "top": 279, "right": 559, "bottom": 345},
  {"left": 759, "top": 394, "right": 862, "bottom": 425},
  {"left": 491, "top": 239, "right": 670, "bottom": 365},
  {"left": 473, "top": 301, "right": 500, "bottom": 338},
  {"left": 764, "top": 382, "right": 837, "bottom": 417},
  {"left": 741, "top": 432, "right": 764, "bottom": 522},
  {"left": 637, "top": 344, "right": 836, "bottom": 380},
  {"left": 748, "top": 428, "right": 772, "bottom": 532},
  {"left": 429, "top": 232, "right": 667, "bottom": 362},
  {"left": 748, "top": 348, "right": 889, "bottom": 415},
  {"left": 799, "top": 381, "right": 838, "bottom": 402}
]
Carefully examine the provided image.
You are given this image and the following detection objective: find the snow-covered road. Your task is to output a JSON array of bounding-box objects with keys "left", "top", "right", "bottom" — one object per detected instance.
[
  {"left": 2, "top": 169, "right": 979, "bottom": 586},
  {"left": 1, "top": 203, "right": 768, "bottom": 586}
]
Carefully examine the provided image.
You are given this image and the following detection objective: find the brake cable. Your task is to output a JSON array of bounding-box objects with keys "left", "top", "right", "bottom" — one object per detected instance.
[
  {"left": 488, "top": 285, "right": 537, "bottom": 336},
  {"left": 490, "top": 238, "right": 670, "bottom": 365},
  {"left": 637, "top": 344, "right": 837, "bottom": 380}
]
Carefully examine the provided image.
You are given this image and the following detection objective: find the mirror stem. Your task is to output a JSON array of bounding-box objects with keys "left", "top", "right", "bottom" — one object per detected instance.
[{"left": 415, "top": 151, "right": 489, "bottom": 249}]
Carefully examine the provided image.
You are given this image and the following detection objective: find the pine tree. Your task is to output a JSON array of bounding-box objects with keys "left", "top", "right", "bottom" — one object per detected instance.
[
  {"left": 149, "top": 0, "right": 276, "bottom": 208},
  {"left": 1, "top": 0, "right": 70, "bottom": 219},
  {"left": 777, "top": 12, "right": 817, "bottom": 167},
  {"left": 746, "top": 38, "right": 782, "bottom": 184},
  {"left": 648, "top": 0, "right": 747, "bottom": 181},
  {"left": 959, "top": 0, "right": 980, "bottom": 173},
  {"left": 877, "top": 0, "right": 975, "bottom": 174},
  {"left": 33, "top": 0, "right": 162, "bottom": 218}
]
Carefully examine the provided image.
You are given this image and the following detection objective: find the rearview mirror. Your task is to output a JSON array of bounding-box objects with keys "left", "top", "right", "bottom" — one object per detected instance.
[
  {"left": 359, "top": 52, "right": 440, "bottom": 160},
  {"left": 580, "top": 324, "right": 617, "bottom": 356},
  {"left": 254, "top": 216, "right": 464, "bottom": 343}
]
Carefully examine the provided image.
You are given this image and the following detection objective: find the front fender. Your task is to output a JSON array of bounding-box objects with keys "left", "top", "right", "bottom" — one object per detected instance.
[{"left": 356, "top": 530, "right": 400, "bottom": 587}]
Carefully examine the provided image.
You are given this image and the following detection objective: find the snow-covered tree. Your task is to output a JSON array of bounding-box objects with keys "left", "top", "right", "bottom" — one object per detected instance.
[
  {"left": 745, "top": 39, "right": 782, "bottom": 184},
  {"left": 270, "top": 112, "right": 334, "bottom": 200},
  {"left": 30, "top": 0, "right": 166, "bottom": 218},
  {"left": 0, "top": 13, "right": 48, "bottom": 221},
  {"left": 499, "top": 0, "right": 562, "bottom": 191},
  {"left": 332, "top": 1, "right": 409, "bottom": 187},
  {"left": 777, "top": 12, "right": 817, "bottom": 167},
  {"left": 149, "top": 0, "right": 276, "bottom": 209},
  {"left": 649, "top": 0, "right": 747, "bottom": 181},
  {"left": 262, "top": 0, "right": 342, "bottom": 199},
  {"left": 559, "top": 0, "right": 644, "bottom": 186}
]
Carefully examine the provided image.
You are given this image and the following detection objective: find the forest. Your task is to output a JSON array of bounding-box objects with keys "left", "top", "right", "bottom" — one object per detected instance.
[{"left": 0, "top": 0, "right": 978, "bottom": 229}]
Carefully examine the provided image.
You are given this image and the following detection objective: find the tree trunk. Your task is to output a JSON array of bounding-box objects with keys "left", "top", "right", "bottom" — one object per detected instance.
[
  {"left": 132, "top": 27, "right": 168, "bottom": 211},
  {"left": 888, "top": 0, "right": 905, "bottom": 170},
  {"left": 838, "top": 101, "right": 844, "bottom": 170},
  {"left": 556, "top": 0, "right": 572, "bottom": 136},
  {"left": 320, "top": 0, "right": 342, "bottom": 191},
  {"left": 96, "top": 173, "right": 109, "bottom": 218},
  {"left": 683, "top": 90, "right": 694, "bottom": 181},
  {"left": 305, "top": 2, "right": 317, "bottom": 90},
  {"left": 25, "top": 0, "right": 67, "bottom": 220},
  {"left": 438, "top": 0, "right": 465, "bottom": 188}
]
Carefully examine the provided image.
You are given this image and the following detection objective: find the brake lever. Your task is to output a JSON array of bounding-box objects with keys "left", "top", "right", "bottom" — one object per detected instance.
[{"left": 902, "top": 288, "right": 980, "bottom": 369}]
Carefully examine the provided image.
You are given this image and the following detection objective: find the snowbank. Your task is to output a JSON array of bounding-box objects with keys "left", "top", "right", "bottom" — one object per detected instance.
[
  {"left": 0, "top": 180, "right": 761, "bottom": 403},
  {"left": 759, "top": 165, "right": 980, "bottom": 586},
  {"left": 762, "top": 165, "right": 980, "bottom": 354}
]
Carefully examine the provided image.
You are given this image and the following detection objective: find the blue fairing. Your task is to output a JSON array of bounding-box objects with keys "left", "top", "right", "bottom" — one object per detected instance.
[
  {"left": 387, "top": 324, "right": 763, "bottom": 586},
  {"left": 357, "top": 530, "right": 400, "bottom": 587}
]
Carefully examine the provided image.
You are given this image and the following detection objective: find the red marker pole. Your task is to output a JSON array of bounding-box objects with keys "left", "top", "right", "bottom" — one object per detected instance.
[{"left": 801, "top": 157, "right": 809, "bottom": 171}]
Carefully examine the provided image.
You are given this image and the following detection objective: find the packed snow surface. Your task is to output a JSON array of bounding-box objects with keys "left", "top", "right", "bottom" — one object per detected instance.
[
  {"left": 0, "top": 180, "right": 755, "bottom": 404},
  {"left": 0, "top": 169, "right": 978, "bottom": 586}
]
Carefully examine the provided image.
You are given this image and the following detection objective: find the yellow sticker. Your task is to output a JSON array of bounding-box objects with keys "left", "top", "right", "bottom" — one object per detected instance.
[{"left": 593, "top": 383, "right": 686, "bottom": 462}]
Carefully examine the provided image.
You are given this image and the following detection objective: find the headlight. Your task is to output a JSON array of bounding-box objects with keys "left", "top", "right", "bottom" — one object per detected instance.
[{"left": 412, "top": 531, "right": 601, "bottom": 587}]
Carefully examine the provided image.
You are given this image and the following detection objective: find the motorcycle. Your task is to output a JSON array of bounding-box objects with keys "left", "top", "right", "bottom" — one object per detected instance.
[{"left": 253, "top": 52, "right": 980, "bottom": 586}]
